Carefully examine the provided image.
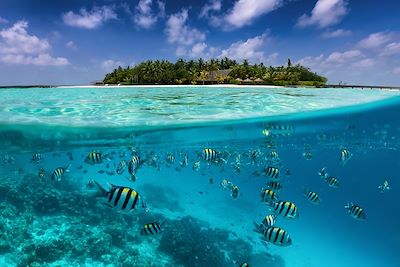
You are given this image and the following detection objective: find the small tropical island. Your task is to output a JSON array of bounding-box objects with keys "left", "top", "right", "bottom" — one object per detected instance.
[{"left": 102, "top": 57, "right": 327, "bottom": 86}]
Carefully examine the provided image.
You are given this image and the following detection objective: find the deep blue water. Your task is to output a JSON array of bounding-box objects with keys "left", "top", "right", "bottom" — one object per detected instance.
[{"left": 0, "top": 87, "right": 399, "bottom": 267}]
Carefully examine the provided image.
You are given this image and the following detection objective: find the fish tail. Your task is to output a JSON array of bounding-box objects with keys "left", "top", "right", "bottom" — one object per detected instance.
[
  {"left": 65, "top": 164, "right": 71, "bottom": 172},
  {"left": 93, "top": 181, "right": 108, "bottom": 198},
  {"left": 253, "top": 221, "right": 263, "bottom": 233},
  {"left": 344, "top": 202, "right": 352, "bottom": 210}
]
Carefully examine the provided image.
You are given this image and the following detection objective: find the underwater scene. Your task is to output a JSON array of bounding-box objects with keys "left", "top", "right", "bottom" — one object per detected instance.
[{"left": 0, "top": 86, "right": 400, "bottom": 267}]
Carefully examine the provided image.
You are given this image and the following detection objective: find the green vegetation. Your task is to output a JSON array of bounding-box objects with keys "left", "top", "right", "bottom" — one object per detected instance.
[{"left": 103, "top": 57, "right": 327, "bottom": 86}]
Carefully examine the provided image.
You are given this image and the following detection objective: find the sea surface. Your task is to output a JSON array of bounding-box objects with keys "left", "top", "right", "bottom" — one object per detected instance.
[{"left": 0, "top": 86, "right": 399, "bottom": 267}]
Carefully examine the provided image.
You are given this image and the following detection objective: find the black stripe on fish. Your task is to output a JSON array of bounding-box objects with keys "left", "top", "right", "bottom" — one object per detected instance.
[
  {"left": 122, "top": 189, "right": 132, "bottom": 209},
  {"left": 114, "top": 188, "right": 123, "bottom": 207}
]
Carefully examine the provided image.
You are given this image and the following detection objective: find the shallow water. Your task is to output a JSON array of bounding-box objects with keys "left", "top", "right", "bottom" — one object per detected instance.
[{"left": 0, "top": 86, "right": 399, "bottom": 267}]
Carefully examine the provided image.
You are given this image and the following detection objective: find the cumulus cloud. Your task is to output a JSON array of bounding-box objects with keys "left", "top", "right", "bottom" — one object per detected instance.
[
  {"left": 101, "top": 59, "right": 124, "bottom": 71},
  {"left": 0, "top": 21, "right": 69, "bottom": 66},
  {"left": 357, "top": 32, "right": 393, "bottom": 49},
  {"left": 62, "top": 6, "right": 117, "bottom": 29},
  {"left": 217, "top": 0, "right": 282, "bottom": 30},
  {"left": 325, "top": 50, "right": 362, "bottom": 63},
  {"left": 219, "top": 34, "right": 268, "bottom": 63},
  {"left": 134, "top": 0, "right": 165, "bottom": 29},
  {"left": 66, "top": 41, "right": 77, "bottom": 50},
  {"left": 351, "top": 58, "right": 374, "bottom": 68},
  {"left": 380, "top": 42, "right": 400, "bottom": 56},
  {"left": 321, "top": 29, "right": 351, "bottom": 38},
  {"left": 297, "top": 0, "right": 349, "bottom": 28},
  {"left": 199, "top": 0, "right": 222, "bottom": 18}
]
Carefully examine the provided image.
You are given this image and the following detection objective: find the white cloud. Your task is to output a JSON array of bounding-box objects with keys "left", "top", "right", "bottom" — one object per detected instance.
[
  {"left": 134, "top": 0, "right": 165, "bottom": 29},
  {"left": 0, "top": 16, "right": 8, "bottom": 24},
  {"left": 101, "top": 59, "right": 124, "bottom": 71},
  {"left": 222, "top": 0, "right": 282, "bottom": 29},
  {"left": 199, "top": 0, "right": 222, "bottom": 18},
  {"left": 62, "top": 6, "right": 117, "bottom": 29},
  {"left": 381, "top": 42, "right": 400, "bottom": 56},
  {"left": 392, "top": 67, "right": 400, "bottom": 74},
  {"left": 321, "top": 29, "right": 351, "bottom": 38},
  {"left": 358, "top": 32, "right": 393, "bottom": 49},
  {"left": 190, "top": 42, "right": 208, "bottom": 57},
  {"left": 0, "top": 21, "right": 69, "bottom": 66},
  {"left": 297, "top": 0, "right": 349, "bottom": 28},
  {"left": 351, "top": 58, "right": 374, "bottom": 68},
  {"left": 165, "top": 9, "right": 208, "bottom": 56},
  {"left": 219, "top": 34, "right": 268, "bottom": 63},
  {"left": 66, "top": 41, "right": 77, "bottom": 50},
  {"left": 326, "top": 50, "right": 362, "bottom": 63}
]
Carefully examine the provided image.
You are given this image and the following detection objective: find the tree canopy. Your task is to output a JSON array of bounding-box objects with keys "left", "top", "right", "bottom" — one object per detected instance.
[{"left": 103, "top": 57, "right": 327, "bottom": 86}]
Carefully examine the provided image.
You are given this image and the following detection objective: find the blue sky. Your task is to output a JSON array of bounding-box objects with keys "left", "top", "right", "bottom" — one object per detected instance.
[{"left": 0, "top": 0, "right": 399, "bottom": 85}]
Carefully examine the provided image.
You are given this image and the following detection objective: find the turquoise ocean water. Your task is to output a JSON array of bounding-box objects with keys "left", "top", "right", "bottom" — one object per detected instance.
[{"left": 0, "top": 86, "right": 399, "bottom": 267}]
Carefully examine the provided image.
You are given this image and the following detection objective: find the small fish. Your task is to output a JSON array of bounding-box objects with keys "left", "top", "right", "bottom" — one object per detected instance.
[
  {"left": 340, "top": 149, "right": 352, "bottom": 165},
  {"left": 140, "top": 222, "right": 163, "bottom": 235},
  {"left": 268, "top": 201, "right": 299, "bottom": 219},
  {"left": 318, "top": 167, "right": 328, "bottom": 179},
  {"left": 85, "top": 151, "right": 109, "bottom": 165},
  {"left": 265, "top": 166, "right": 279, "bottom": 179},
  {"left": 38, "top": 168, "right": 45, "bottom": 179},
  {"left": 86, "top": 179, "right": 95, "bottom": 189},
  {"left": 209, "top": 177, "right": 214, "bottom": 184},
  {"left": 325, "top": 176, "right": 339, "bottom": 188},
  {"left": 260, "top": 189, "right": 278, "bottom": 203},
  {"left": 267, "top": 181, "right": 282, "bottom": 191},
  {"left": 98, "top": 170, "right": 105, "bottom": 174},
  {"left": 83, "top": 169, "right": 88, "bottom": 174},
  {"left": 262, "top": 129, "right": 270, "bottom": 137},
  {"left": 128, "top": 155, "right": 142, "bottom": 181},
  {"left": 267, "top": 151, "right": 279, "bottom": 160},
  {"left": 378, "top": 180, "right": 390, "bottom": 193},
  {"left": 232, "top": 163, "right": 241, "bottom": 173},
  {"left": 31, "top": 153, "right": 43, "bottom": 164},
  {"left": 180, "top": 153, "right": 188, "bottom": 167},
  {"left": 166, "top": 153, "right": 175, "bottom": 164},
  {"left": 51, "top": 165, "right": 70, "bottom": 181},
  {"left": 240, "top": 263, "right": 249, "bottom": 267},
  {"left": 116, "top": 160, "right": 126, "bottom": 175},
  {"left": 93, "top": 181, "right": 146, "bottom": 211},
  {"left": 303, "top": 190, "right": 321, "bottom": 205},
  {"left": 192, "top": 161, "right": 200, "bottom": 171},
  {"left": 253, "top": 223, "right": 292, "bottom": 247},
  {"left": 302, "top": 151, "right": 312, "bottom": 160},
  {"left": 345, "top": 202, "right": 366, "bottom": 220},
  {"left": 202, "top": 148, "right": 218, "bottom": 162},
  {"left": 220, "top": 178, "right": 233, "bottom": 191},
  {"left": 262, "top": 214, "right": 276, "bottom": 227},
  {"left": 231, "top": 185, "right": 239, "bottom": 199}
]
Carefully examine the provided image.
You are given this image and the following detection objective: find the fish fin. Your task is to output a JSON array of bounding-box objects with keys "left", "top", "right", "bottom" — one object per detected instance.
[
  {"left": 64, "top": 164, "right": 71, "bottom": 172},
  {"left": 93, "top": 181, "right": 108, "bottom": 198},
  {"left": 102, "top": 203, "right": 113, "bottom": 208},
  {"left": 252, "top": 221, "right": 263, "bottom": 233}
]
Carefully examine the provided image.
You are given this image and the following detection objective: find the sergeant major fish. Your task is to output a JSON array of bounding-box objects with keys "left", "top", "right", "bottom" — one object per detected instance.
[
  {"left": 267, "top": 201, "right": 299, "bottom": 219},
  {"left": 128, "top": 155, "right": 142, "bottom": 181},
  {"left": 140, "top": 222, "right": 163, "bottom": 235},
  {"left": 325, "top": 176, "right": 339, "bottom": 188},
  {"left": 85, "top": 151, "right": 110, "bottom": 165},
  {"left": 262, "top": 214, "right": 276, "bottom": 227},
  {"left": 345, "top": 202, "right": 366, "bottom": 220},
  {"left": 51, "top": 165, "right": 70, "bottom": 181},
  {"left": 31, "top": 153, "right": 43, "bottom": 164},
  {"left": 265, "top": 166, "right": 280, "bottom": 179},
  {"left": 260, "top": 189, "right": 278, "bottom": 203},
  {"left": 116, "top": 160, "right": 126, "bottom": 175},
  {"left": 253, "top": 223, "right": 292, "bottom": 247},
  {"left": 340, "top": 149, "right": 352, "bottom": 165},
  {"left": 303, "top": 190, "right": 321, "bottom": 205}
]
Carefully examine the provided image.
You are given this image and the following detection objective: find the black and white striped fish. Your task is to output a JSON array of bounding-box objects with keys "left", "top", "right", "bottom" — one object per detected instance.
[
  {"left": 51, "top": 165, "right": 70, "bottom": 181},
  {"left": 85, "top": 151, "right": 109, "bottom": 165},
  {"left": 166, "top": 153, "right": 175, "bottom": 164},
  {"left": 128, "top": 155, "right": 142, "bottom": 181},
  {"left": 260, "top": 189, "right": 278, "bottom": 203},
  {"left": 268, "top": 201, "right": 299, "bottom": 219},
  {"left": 345, "top": 202, "right": 366, "bottom": 220},
  {"left": 262, "top": 214, "right": 276, "bottom": 227},
  {"left": 93, "top": 181, "right": 146, "bottom": 211},
  {"left": 265, "top": 166, "right": 280, "bottom": 179},
  {"left": 340, "top": 149, "right": 352, "bottom": 165},
  {"left": 140, "top": 222, "right": 163, "bottom": 235},
  {"left": 267, "top": 181, "right": 282, "bottom": 191},
  {"left": 202, "top": 148, "right": 218, "bottom": 162},
  {"left": 303, "top": 190, "right": 321, "bottom": 205},
  {"left": 325, "top": 176, "right": 339, "bottom": 188},
  {"left": 31, "top": 153, "right": 43, "bottom": 164},
  {"left": 240, "top": 262, "right": 249, "bottom": 267},
  {"left": 302, "top": 151, "right": 312, "bottom": 160},
  {"left": 253, "top": 223, "right": 292, "bottom": 246}
]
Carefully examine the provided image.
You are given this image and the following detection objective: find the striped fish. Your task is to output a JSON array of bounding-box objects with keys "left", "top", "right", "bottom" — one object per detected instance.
[
  {"left": 340, "top": 149, "right": 352, "bottom": 165},
  {"left": 265, "top": 166, "right": 280, "bottom": 179},
  {"left": 304, "top": 190, "right": 320, "bottom": 205},
  {"left": 202, "top": 148, "right": 218, "bottom": 162},
  {"left": 302, "top": 151, "right": 312, "bottom": 160},
  {"left": 345, "top": 202, "right": 366, "bottom": 220},
  {"left": 262, "top": 214, "right": 276, "bottom": 227},
  {"left": 269, "top": 201, "right": 299, "bottom": 219},
  {"left": 231, "top": 185, "right": 239, "bottom": 199},
  {"left": 38, "top": 168, "right": 45, "bottom": 179},
  {"left": 267, "top": 181, "right": 282, "bottom": 191},
  {"left": 260, "top": 189, "right": 278, "bottom": 203},
  {"left": 31, "top": 153, "right": 43, "bottom": 164},
  {"left": 140, "top": 222, "right": 163, "bottom": 235},
  {"left": 85, "top": 151, "right": 107, "bottom": 165},
  {"left": 51, "top": 165, "right": 70, "bottom": 181},
  {"left": 254, "top": 223, "right": 292, "bottom": 246},
  {"left": 94, "top": 181, "right": 146, "bottom": 211},
  {"left": 325, "top": 176, "right": 339, "bottom": 188},
  {"left": 128, "top": 155, "right": 142, "bottom": 181},
  {"left": 166, "top": 153, "right": 175, "bottom": 164},
  {"left": 116, "top": 160, "right": 126, "bottom": 175}
]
